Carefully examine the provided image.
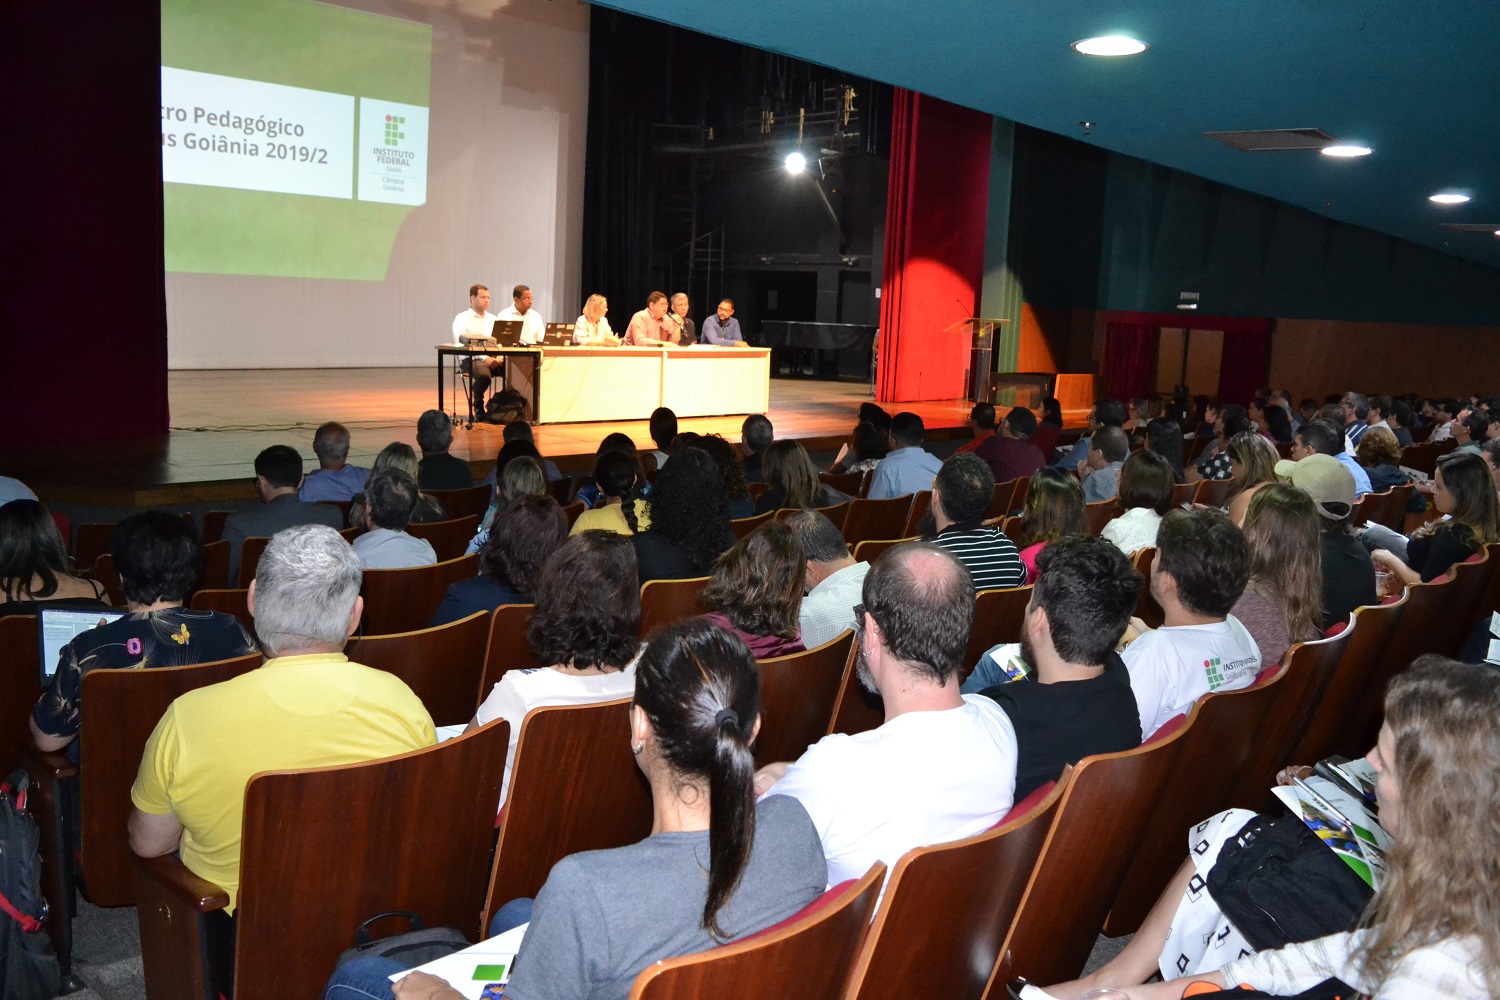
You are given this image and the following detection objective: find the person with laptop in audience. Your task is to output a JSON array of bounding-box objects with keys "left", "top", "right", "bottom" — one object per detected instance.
[
  {"left": 754, "top": 543, "right": 1019, "bottom": 886},
  {"left": 740, "top": 413, "right": 774, "bottom": 483},
  {"left": 452, "top": 283, "right": 502, "bottom": 418},
  {"left": 1080, "top": 426, "right": 1129, "bottom": 503},
  {"left": 496, "top": 284, "right": 545, "bottom": 345},
  {"left": 415, "top": 409, "right": 475, "bottom": 491},
  {"left": 572, "top": 293, "right": 620, "bottom": 346},
  {"left": 666, "top": 292, "right": 696, "bottom": 344},
  {"left": 1123, "top": 508, "right": 1260, "bottom": 739},
  {"left": 325, "top": 619, "right": 826, "bottom": 1000},
  {"left": 128, "top": 525, "right": 434, "bottom": 915},
  {"left": 0, "top": 499, "right": 109, "bottom": 613},
  {"left": 974, "top": 537, "right": 1143, "bottom": 801},
  {"left": 350, "top": 470, "right": 437, "bottom": 570},
  {"left": 975, "top": 406, "right": 1047, "bottom": 485},
  {"left": 298, "top": 422, "right": 369, "bottom": 503},
  {"left": 221, "top": 444, "right": 345, "bottom": 584},
  {"left": 868, "top": 411, "right": 942, "bottom": 500},
  {"left": 700, "top": 521, "right": 806, "bottom": 657},
  {"left": 783, "top": 509, "right": 869, "bottom": 651},
  {"left": 31, "top": 510, "right": 257, "bottom": 755},
  {"left": 624, "top": 291, "right": 680, "bottom": 346},
  {"left": 927, "top": 453, "right": 1026, "bottom": 591}
]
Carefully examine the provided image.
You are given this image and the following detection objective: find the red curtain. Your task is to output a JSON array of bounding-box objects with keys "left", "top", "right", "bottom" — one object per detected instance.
[
  {"left": 1102, "top": 311, "right": 1272, "bottom": 407},
  {"left": 877, "top": 90, "right": 992, "bottom": 402},
  {"left": 1102, "top": 322, "right": 1158, "bottom": 401},
  {"left": 1215, "top": 323, "right": 1274, "bottom": 407}
]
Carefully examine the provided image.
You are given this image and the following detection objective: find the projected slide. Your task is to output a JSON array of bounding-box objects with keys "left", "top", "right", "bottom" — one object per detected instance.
[{"left": 161, "top": 0, "right": 432, "bottom": 280}]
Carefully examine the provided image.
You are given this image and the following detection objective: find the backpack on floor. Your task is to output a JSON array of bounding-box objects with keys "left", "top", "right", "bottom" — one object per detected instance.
[
  {"left": 484, "top": 389, "right": 528, "bottom": 424},
  {"left": 0, "top": 772, "right": 61, "bottom": 1000}
]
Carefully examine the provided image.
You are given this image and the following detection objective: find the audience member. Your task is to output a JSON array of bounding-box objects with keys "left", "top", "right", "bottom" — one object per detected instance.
[
  {"left": 221, "top": 444, "right": 344, "bottom": 582},
  {"left": 1124, "top": 508, "right": 1259, "bottom": 738},
  {"left": 1053, "top": 398, "right": 1126, "bottom": 471},
  {"left": 976, "top": 537, "right": 1143, "bottom": 800},
  {"left": 1081, "top": 426, "right": 1129, "bottom": 503},
  {"left": 351, "top": 470, "right": 436, "bottom": 569},
  {"left": 956, "top": 403, "right": 997, "bottom": 454},
  {"left": 697, "top": 434, "right": 754, "bottom": 519},
  {"left": 31, "top": 511, "right": 258, "bottom": 753},
  {"left": 1101, "top": 450, "right": 1174, "bottom": 555},
  {"left": 754, "top": 543, "right": 1019, "bottom": 885},
  {"left": 1224, "top": 430, "right": 1281, "bottom": 524},
  {"left": 975, "top": 406, "right": 1047, "bottom": 485},
  {"left": 648, "top": 406, "right": 677, "bottom": 469},
  {"left": 783, "top": 509, "right": 869, "bottom": 651},
  {"left": 1450, "top": 409, "right": 1487, "bottom": 455},
  {"left": 571, "top": 451, "right": 651, "bottom": 536},
  {"left": 753, "top": 440, "right": 851, "bottom": 514},
  {"left": 1292, "top": 418, "right": 1373, "bottom": 497},
  {"left": 740, "top": 414, "right": 774, "bottom": 483},
  {"left": 1482, "top": 439, "right": 1500, "bottom": 498},
  {"left": 468, "top": 454, "right": 550, "bottom": 554},
  {"left": 1016, "top": 468, "right": 1088, "bottom": 583},
  {"left": 1355, "top": 426, "right": 1422, "bottom": 515},
  {"left": 927, "top": 453, "right": 1025, "bottom": 591},
  {"left": 348, "top": 442, "right": 445, "bottom": 529},
  {"left": 1144, "top": 417, "right": 1185, "bottom": 483},
  {"left": 468, "top": 530, "right": 642, "bottom": 801},
  {"left": 128, "top": 525, "right": 434, "bottom": 914},
  {"left": 831, "top": 419, "right": 890, "bottom": 475},
  {"left": 868, "top": 412, "right": 942, "bottom": 499},
  {"left": 1341, "top": 391, "right": 1372, "bottom": 452},
  {"left": 483, "top": 423, "right": 562, "bottom": 483},
  {"left": 700, "top": 522, "right": 806, "bottom": 658},
  {"left": 633, "top": 447, "right": 735, "bottom": 582},
  {"left": 1387, "top": 399, "right": 1416, "bottom": 448},
  {"left": 430, "top": 495, "right": 567, "bottom": 625},
  {"left": 1274, "top": 453, "right": 1377, "bottom": 629},
  {"left": 1032, "top": 397, "right": 1064, "bottom": 460},
  {"left": 1231, "top": 484, "right": 1324, "bottom": 667},
  {"left": 1371, "top": 452, "right": 1499, "bottom": 586},
  {"left": 1188, "top": 405, "right": 1249, "bottom": 483},
  {"left": 574, "top": 433, "right": 645, "bottom": 509},
  {"left": 0, "top": 499, "right": 109, "bottom": 609},
  {"left": 299, "top": 422, "right": 369, "bottom": 502},
  {"left": 1259, "top": 401, "right": 1294, "bottom": 444},
  {"left": 415, "top": 409, "right": 475, "bottom": 490}
]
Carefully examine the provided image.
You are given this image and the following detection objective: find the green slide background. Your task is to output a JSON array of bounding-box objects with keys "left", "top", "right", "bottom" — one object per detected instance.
[{"left": 162, "top": 0, "right": 432, "bottom": 279}]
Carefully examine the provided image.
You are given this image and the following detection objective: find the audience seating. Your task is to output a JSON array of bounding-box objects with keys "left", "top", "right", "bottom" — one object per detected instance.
[
  {"left": 561, "top": 499, "right": 586, "bottom": 529},
  {"left": 345, "top": 611, "right": 490, "bottom": 724},
  {"left": 986, "top": 480, "right": 1019, "bottom": 521},
  {"left": 427, "top": 483, "right": 492, "bottom": 519},
  {"left": 992, "top": 707, "right": 1195, "bottom": 986},
  {"left": 1192, "top": 478, "right": 1237, "bottom": 508},
  {"left": 780, "top": 501, "right": 850, "bottom": 533},
  {"left": 1170, "top": 483, "right": 1196, "bottom": 507},
  {"left": 482, "top": 700, "right": 653, "bottom": 930},
  {"left": 1342, "top": 576, "right": 1446, "bottom": 758},
  {"left": 0, "top": 615, "right": 39, "bottom": 771},
  {"left": 1399, "top": 442, "right": 1438, "bottom": 476},
  {"left": 72, "top": 522, "right": 117, "bottom": 570},
  {"left": 1010, "top": 476, "right": 1031, "bottom": 514},
  {"left": 1409, "top": 424, "right": 1434, "bottom": 444},
  {"left": 997, "top": 515, "right": 1026, "bottom": 547},
  {"left": 188, "top": 588, "right": 254, "bottom": 635},
  {"left": 406, "top": 514, "right": 481, "bottom": 562},
  {"left": 134, "top": 719, "right": 511, "bottom": 1000},
  {"left": 819, "top": 470, "right": 867, "bottom": 498},
  {"left": 50, "top": 510, "right": 72, "bottom": 551},
  {"left": 1132, "top": 548, "right": 1164, "bottom": 629},
  {"left": 202, "top": 510, "right": 231, "bottom": 544},
  {"left": 851, "top": 536, "right": 917, "bottom": 564},
  {"left": 1185, "top": 436, "right": 1210, "bottom": 464},
  {"left": 754, "top": 631, "right": 855, "bottom": 766},
  {"left": 1083, "top": 500, "right": 1116, "bottom": 537},
  {"left": 1443, "top": 548, "right": 1494, "bottom": 660},
  {"left": 902, "top": 490, "right": 932, "bottom": 538},
  {"left": 477, "top": 602, "right": 539, "bottom": 701},
  {"left": 236, "top": 535, "right": 273, "bottom": 588},
  {"left": 1275, "top": 441, "right": 1295, "bottom": 459},
  {"left": 746, "top": 482, "right": 772, "bottom": 502},
  {"left": 827, "top": 639, "right": 884, "bottom": 738},
  {"left": 638, "top": 576, "right": 710, "bottom": 637},
  {"left": 88, "top": 554, "right": 125, "bottom": 606},
  {"left": 1290, "top": 596, "right": 1407, "bottom": 767},
  {"left": 548, "top": 475, "right": 576, "bottom": 505},
  {"left": 317, "top": 499, "right": 352, "bottom": 522},
  {"left": 962, "top": 586, "right": 1033, "bottom": 676},
  {"left": 843, "top": 779, "right": 1067, "bottom": 1000},
  {"left": 842, "top": 496, "right": 916, "bottom": 547},
  {"left": 627, "top": 862, "right": 886, "bottom": 1000},
  {"left": 360, "top": 552, "right": 479, "bottom": 635},
  {"left": 200, "top": 539, "right": 230, "bottom": 592},
  {"left": 731, "top": 510, "right": 775, "bottom": 539}
]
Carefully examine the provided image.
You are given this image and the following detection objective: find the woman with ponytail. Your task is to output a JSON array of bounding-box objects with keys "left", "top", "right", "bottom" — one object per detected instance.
[
  {"left": 324, "top": 619, "right": 827, "bottom": 1000},
  {"left": 570, "top": 449, "right": 652, "bottom": 536}
]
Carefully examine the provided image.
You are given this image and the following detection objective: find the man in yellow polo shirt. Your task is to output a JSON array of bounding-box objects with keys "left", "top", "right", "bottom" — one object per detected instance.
[{"left": 127, "top": 523, "right": 435, "bottom": 914}]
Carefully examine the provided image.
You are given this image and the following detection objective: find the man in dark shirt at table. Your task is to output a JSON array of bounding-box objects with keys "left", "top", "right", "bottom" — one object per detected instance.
[
  {"left": 975, "top": 406, "right": 1046, "bottom": 486},
  {"left": 978, "top": 535, "right": 1143, "bottom": 800},
  {"left": 415, "top": 409, "right": 475, "bottom": 491}
]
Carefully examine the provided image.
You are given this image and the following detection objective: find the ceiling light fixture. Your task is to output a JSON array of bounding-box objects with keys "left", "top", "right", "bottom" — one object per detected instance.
[
  {"left": 785, "top": 151, "right": 807, "bottom": 174},
  {"left": 1429, "top": 192, "right": 1470, "bottom": 204},
  {"left": 1321, "top": 145, "right": 1372, "bottom": 158},
  {"left": 1071, "top": 36, "right": 1148, "bottom": 56}
]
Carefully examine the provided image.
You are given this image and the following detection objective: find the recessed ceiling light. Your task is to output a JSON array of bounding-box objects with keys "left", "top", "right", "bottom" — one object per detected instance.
[
  {"left": 1429, "top": 192, "right": 1471, "bottom": 204},
  {"left": 1071, "top": 36, "right": 1148, "bottom": 56},
  {"left": 1321, "top": 145, "right": 1371, "bottom": 158}
]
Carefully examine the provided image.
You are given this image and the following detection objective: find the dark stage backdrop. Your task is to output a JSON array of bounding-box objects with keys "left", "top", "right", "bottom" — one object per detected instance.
[{"left": 4, "top": 3, "right": 170, "bottom": 448}]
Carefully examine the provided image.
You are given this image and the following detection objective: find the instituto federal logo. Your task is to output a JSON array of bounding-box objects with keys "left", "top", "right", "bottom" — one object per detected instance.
[{"left": 383, "top": 114, "right": 406, "bottom": 147}]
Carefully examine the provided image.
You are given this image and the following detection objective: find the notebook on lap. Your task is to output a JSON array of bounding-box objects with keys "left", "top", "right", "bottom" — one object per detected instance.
[{"left": 39, "top": 606, "right": 128, "bottom": 684}]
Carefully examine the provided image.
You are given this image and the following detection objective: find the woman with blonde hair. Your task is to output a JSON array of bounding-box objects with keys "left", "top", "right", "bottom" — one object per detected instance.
[
  {"left": 752, "top": 440, "right": 851, "bottom": 514},
  {"left": 1017, "top": 468, "right": 1087, "bottom": 583},
  {"left": 573, "top": 293, "right": 620, "bottom": 345},
  {"left": 1230, "top": 483, "right": 1323, "bottom": 667},
  {"left": 1355, "top": 425, "right": 1411, "bottom": 495},
  {"left": 348, "top": 442, "right": 444, "bottom": 528},
  {"left": 1225, "top": 430, "right": 1282, "bottom": 525}
]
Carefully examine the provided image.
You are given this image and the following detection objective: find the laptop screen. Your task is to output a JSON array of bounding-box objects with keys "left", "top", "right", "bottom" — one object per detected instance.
[{"left": 38, "top": 607, "right": 129, "bottom": 684}]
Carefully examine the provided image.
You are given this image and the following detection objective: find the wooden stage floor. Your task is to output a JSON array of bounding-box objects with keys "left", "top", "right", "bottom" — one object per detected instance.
[{"left": 8, "top": 369, "right": 976, "bottom": 507}]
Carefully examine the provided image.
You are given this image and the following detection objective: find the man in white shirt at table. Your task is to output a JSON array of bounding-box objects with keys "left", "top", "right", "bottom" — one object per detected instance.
[
  {"left": 497, "top": 284, "right": 545, "bottom": 345},
  {"left": 452, "top": 283, "right": 499, "bottom": 418}
]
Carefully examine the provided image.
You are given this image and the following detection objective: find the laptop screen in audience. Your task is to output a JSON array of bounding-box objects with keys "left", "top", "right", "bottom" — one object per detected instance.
[{"left": 38, "top": 607, "right": 128, "bottom": 684}]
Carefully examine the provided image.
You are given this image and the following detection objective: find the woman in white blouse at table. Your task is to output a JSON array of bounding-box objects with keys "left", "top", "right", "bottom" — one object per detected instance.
[{"left": 573, "top": 293, "right": 621, "bottom": 345}]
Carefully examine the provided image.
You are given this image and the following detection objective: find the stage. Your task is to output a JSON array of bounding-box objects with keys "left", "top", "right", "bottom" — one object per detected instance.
[{"left": 7, "top": 369, "right": 977, "bottom": 508}]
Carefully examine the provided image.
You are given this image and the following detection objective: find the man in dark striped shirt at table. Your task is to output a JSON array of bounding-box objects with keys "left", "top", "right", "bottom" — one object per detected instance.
[{"left": 926, "top": 453, "right": 1027, "bottom": 591}]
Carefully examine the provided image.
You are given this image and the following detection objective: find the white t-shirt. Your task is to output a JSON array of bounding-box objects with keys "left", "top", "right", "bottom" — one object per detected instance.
[
  {"left": 1123, "top": 617, "right": 1261, "bottom": 738},
  {"left": 475, "top": 659, "right": 639, "bottom": 804},
  {"left": 1101, "top": 507, "right": 1162, "bottom": 556},
  {"left": 497, "top": 305, "right": 546, "bottom": 345},
  {"left": 453, "top": 307, "right": 497, "bottom": 344},
  {"left": 572, "top": 314, "right": 615, "bottom": 344},
  {"left": 764, "top": 694, "right": 1018, "bottom": 886}
]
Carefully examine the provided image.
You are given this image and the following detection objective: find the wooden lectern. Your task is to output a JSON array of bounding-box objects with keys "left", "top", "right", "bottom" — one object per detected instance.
[{"left": 948, "top": 317, "right": 1010, "bottom": 402}]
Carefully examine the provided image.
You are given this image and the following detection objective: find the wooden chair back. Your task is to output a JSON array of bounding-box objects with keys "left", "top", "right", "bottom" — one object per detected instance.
[
  {"left": 360, "top": 552, "right": 480, "bottom": 635},
  {"left": 405, "top": 514, "right": 481, "bottom": 562},
  {"left": 201, "top": 510, "right": 232, "bottom": 545},
  {"left": 1377, "top": 484, "right": 1415, "bottom": 531},
  {"left": 846, "top": 781, "right": 1066, "bottom": 1000},
  {"left": 1443, "top": 548, "right": 1494, "bottom": 659},
  {"left": 746, "top": 482, "right": 771, "bottom": 502},
  {"left": 345, "top": 611, "right": 490, "bottom": 723},
  {"left": 89, "top": 553, "right": 125, "bottom": 606},
  {"left": 819, "top": 470, "right": 866, "bottom": 497},
  {"left": 1170, "top": 482, "right": 1196, "bottom": 507},
  {"left": 316, "top": 499, "right": 352, "bottom": 523},
  {"left": 851, "top": 536, "right": 916, "bottom": 564},
  {"left": 426, "top": 484, "right": 492, "bottom": 519},
  {"left": 200, "top": 539, "right": 231, "bottom": 591},
  {"left": 1131, "top": 548, "right": 1164, "bottom": 628},
  {"left": 478, "top": 603, "right": 538, "bottom": 702},
  {"left": 80, "top": 653, "right": 262, "bottom": 906},
  {"left": 731, "top": 510, "right": 775, "bottom": 540},
  {"left": 1275, "top": 441, "right": 1295, "bottom": 459},
  {"left": 340, "top": 525, "right": 363, "bottom": 542},
  {"left": 1104, "top": 673, "right": 1286, "bottom": 935},
  {"left": 628, "top": 863, "right": 887, "bottom": 1000},
  {"left": 1400, "top": 442, "right": 1438, "bottom": 476},
  {"left": 1010, "top": 476, "right": 1031, "bottom": 514},
  {"left": 963, "top": 586, "right": 1033, "bottom": 677},
  {"left": 994, "top": 711, "right": 1194, "bottom": 985},
  {"left": 1084, "top": 499, "right": 1116, "bottom": 537},
  {"left": 223, "top": 722, "right": 509, "bottom": 999},
  {"left": 827, "top": 638, "right": 884, "bottom": 738},
  {"left": 1192, "top": 478, "right": 1237, "bottom": 508},
  {"left": 1185, "top": 435, "right": 1210, "bottom": 464},
  {"left": 843, "top": 496, "right": 916, "bottom": 547},
  {"left": 1291, "top": 597, "right": 1406, "bottom": 766},
  {"left": 1352, "top": 488, "right": 1388, "bottom": 527},
  {"left": 902, "top": 491, "right": 932, "bottom": 538},
  {"left": 236, "top": 535, "right": 272, "bottom": 589},
  {"left": 548, "top": 475, "right": 576, "bottom": 505},
  {"left": 73, "top": 522, "right": 116, "bottom": 569},
  {"left": 482, "top": 700, "right": 653, "bottom": 929},
  {"left": 997, "top": 515, "right": 1026, "bottom": 547},
  {"left": 779, "top": 502, "right": 852, "bottom": 533},
  {"left": 986, "top": 480, "right": 1019, "bottom": 520},
  {"left": 755, "top": 632, "right": 854, "bottom": 766},
  {"left": 0, "top": 616, "right": 39, "bottom": 770},
  {"left": 188, "top": 588, "right": 254, "bottom": 635},
  {"left": 561, "top": 499, "right": 586, "bottom": 529},
  {"left": 639, "top": 576, "right": 710, "bottom": 637},
  {"left": 1342, "top": 579, "right": 1447, "bottom": 758}
]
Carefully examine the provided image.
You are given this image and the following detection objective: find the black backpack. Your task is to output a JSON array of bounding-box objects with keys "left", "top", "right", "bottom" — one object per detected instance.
[
  {"left": 484, "top": 389, "right": 528, "bottom": 424},
  {"left": 0, "top": 772, "right": 61, "bottom": 1000}
]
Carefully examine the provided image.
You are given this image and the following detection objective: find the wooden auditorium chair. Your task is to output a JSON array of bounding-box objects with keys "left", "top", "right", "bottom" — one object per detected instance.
[
  {"left": 826, "top": 639, "right": 884, "bottom": 739},
  {"left": 731, "top": 510, "right": 775, "bottom": 539},
  {"left": 189, "top": 588, "right": 254, "bottom": 635},
  {"left": 985, "top": 479, "right": 1019, "bottom": 520},
  {"left": 963, "top": 586, "right": 1033, "bottom": 675},
  {"left": 201, "top": 510, "right": 232, "bottom": 545},
  {"left": 638, "top": 576, "right": 710, "bottom": 637},
  {"left": 1192, "top": 478, "right": 1237, "bottom": 509},
  {"left": 72, "top": 522, "right": 116, "bottom": 571},
  {"left": 818, "top": 470, "right": 867, "bottom": 498},
  {"left": 405, "top": 513, "right": 481, "bottom": 562},
  {"left": 425, "top": 483, "right": 493, "bottom": 520},
  {"left": 1289, "top": 596, "right": 1406, "bottom": 766},
  {"left": 1169, "top": 482, "right": 1197, "bottom": 507},
  {"left": 753, "top": 631, "right": 855, "bottom": 766},
  {"left": 1084, "top": 499, "right": 1116, "bottom": 536},
  {"left": 360, "top": 552, "right": 479, "bottom": 635},
  {"left": 901, "top": 490, "right": 932, "bottom": 537},
  {"left": 851, "top": 536, "right": 917, "bottom": 563},
  {"left": 344, "top": 610, "right": 491, "bottom": 724},
  {"left": 477, "top": 602, "right": 539, "bottom": 701},
  {"left": 842, "top": 496, "right": 915, "bottom": 547},
  {"left": 87, "top": 553, "right": 125, "bottom": 606},
  {"left": 1132, "top": 548, "right": 1164, "bottom": 629},
  {"left": 235, "top": 535, "right": 273, "bottom": 588}
]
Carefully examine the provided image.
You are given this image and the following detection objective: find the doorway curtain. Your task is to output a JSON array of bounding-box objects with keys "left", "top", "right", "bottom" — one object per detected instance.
[{"left": 1103, "top": 312, "right": 1272, "bottom": 407}]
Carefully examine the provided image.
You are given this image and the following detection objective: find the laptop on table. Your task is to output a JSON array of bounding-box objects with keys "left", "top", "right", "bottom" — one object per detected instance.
[
  {"left": 490, "top": 320, "right": 525, "bottom": 347},
  {"left": 541, "top": 323, "right": 575, "bottom": 346}
]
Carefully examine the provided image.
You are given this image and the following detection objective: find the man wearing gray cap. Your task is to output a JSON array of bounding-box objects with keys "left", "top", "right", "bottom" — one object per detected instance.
[{"left": 1273, "top": 452, "right": 1377, "bottom": 630}]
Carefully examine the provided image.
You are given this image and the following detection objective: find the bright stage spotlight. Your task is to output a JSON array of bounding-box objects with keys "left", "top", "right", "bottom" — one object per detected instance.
[{"left": 785, "top": 151, "right": 807, "bottom": 174}]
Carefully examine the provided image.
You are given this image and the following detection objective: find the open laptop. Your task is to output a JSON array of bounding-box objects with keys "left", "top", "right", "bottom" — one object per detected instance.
[
  {"left": 542, "top": 322, "right": 575, "bottom": 346},
  {"left": 490, "top": 320, "right": 525, "bottom": 347},
  {"left": 39, "top": 605, "right": 129, "bottom": 685}
]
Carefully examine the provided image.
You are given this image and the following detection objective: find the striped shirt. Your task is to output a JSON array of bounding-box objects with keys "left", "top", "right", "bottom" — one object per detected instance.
[{"left": 931, "top": 524, "right": 1026, "bottom": 592}]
